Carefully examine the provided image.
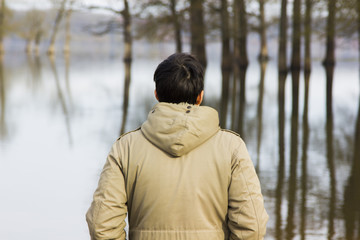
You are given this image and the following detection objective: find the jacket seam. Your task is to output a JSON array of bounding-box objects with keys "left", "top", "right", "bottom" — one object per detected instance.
[
  {"left": 237, "top": 155, "right": 261, "bottom": 239},
  {"left": 117, "top": 127, "right": 141, "bottom": 141}
]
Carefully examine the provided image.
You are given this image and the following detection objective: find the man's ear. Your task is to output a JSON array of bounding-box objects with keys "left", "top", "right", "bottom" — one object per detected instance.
[
  {"left": 196, "top": 90, "right": 204, "bottom": 105},
  {"left": 154, "top": 90, "right": 159, "bottom": 101}
]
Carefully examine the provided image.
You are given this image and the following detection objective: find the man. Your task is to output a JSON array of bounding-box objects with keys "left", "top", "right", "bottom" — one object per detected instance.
[{"left": 86, "top": 53, "right": 268, "bottom": 239}]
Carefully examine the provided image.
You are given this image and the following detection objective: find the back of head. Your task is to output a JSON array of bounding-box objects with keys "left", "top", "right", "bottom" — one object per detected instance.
[{"left": 154, "top": 53, "right": 204, "bottom": 104}]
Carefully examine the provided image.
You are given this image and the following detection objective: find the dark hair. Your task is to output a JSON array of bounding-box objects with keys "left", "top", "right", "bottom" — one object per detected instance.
[{"left": 154, "top": 53, "right": 204, "bottom": 104}]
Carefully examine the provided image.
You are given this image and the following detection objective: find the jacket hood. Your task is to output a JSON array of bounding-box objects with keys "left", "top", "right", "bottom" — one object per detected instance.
[{"left": 141, "top": 102, "right": 220, "bottom": 157}]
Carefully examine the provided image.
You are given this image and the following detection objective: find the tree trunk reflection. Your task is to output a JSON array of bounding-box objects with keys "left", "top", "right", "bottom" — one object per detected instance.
[
  {"left": 275, "top": 72, "right": 287, "bottom": 240},
  {"left": 300, "top": 71, "right": 310, "bottom": 240},
  {"left": 343, "top": 91, "right": 360, "bottom": 239},
  {"left": 256, "top": 60, "right": 267, "bottom": 172},
  {"left": 0, "top": 54, "right": 5, "bottom": 138},
  {"left": 48, "top": 55, "right": 73, "bottom": 145},
  {"left": 286, "top": 69, "right": 300, "bottom": 240}
]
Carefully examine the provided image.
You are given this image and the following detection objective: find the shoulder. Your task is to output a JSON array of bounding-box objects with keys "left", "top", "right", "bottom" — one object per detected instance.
[
  {"left": 218, "top": 129, "right": 244, "bottom": 144},
  {"left": 220, "top": 129, "right": 241, "bottom": 138},
  {"left": 112, "top": 128, "right": 142, "bottom": 149},
  {"left": 216, "top": 129, "right": 249, "bottom": 156},
  {"left": 116, "top": 127, "right": 142, "bottom": 141}
]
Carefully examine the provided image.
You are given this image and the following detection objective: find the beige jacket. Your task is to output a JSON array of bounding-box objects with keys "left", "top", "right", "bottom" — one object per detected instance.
[{"left": 86, "top": 102, "right": 268, "bottom": 240}]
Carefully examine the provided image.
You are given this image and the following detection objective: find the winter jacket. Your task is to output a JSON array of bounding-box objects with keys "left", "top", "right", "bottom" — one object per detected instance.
[{"left": 86, "top": 102, "right": 268, "bottom": 240}]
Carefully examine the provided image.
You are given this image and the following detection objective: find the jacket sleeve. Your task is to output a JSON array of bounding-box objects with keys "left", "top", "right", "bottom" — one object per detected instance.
[
  {"left": 86, "top": 142, "right": 127, "bottom": 240},
  {"left": 228, "top": 138, "right": 269, "bottom": 240}
]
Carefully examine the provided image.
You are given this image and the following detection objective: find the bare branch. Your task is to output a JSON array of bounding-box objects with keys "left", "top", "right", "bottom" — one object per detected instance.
[{"left": 87, "top": 5, "right": 123, "bottom": 15}]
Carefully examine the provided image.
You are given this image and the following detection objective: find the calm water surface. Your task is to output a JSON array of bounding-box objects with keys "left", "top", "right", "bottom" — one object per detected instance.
[{"left": 0, "top": 46, "right": 359, "bottom": 239}]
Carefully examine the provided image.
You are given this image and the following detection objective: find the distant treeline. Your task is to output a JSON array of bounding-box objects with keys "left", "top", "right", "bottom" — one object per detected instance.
[{"left": 0, "top": 0, "right": 358, "bottom": 130}]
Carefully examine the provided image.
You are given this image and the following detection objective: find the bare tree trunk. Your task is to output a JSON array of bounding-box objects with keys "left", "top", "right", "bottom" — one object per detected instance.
[
  {"left": 238, "top": 0, "right": 248, "bottom": 69},
  {"left": 170, "top": 0, "right": 182, "bottom": 53},
  {"left": 324, "top": 0, "right": 336, "bottom": 67},
  {"left": 324, "top": 0, "right": 336, "bottom": 121},
  {"left": 63, "top": 0, "right": 74, "bottom": 55},
  {"left": 291, "top": 0, "right": 301, "bottom": 130},
  {"left": 47, "top": 0, "right": 67, "bottom": 55},
  {"left": 258, "top": 0, "right": 268, "bottom": 61},
  {"left": 358, "top": 0, "right": 360, "bottom": 66},
  {"left": 291, "top": 0, "right": 301, "bottom": 70},
  {"left": 278, "top": 0, "right": 288, "bottom": 73},
  {"left": 220, "top": 0, "right": 232, "bottom": 128},
  {"left": 304, "top": 0, "right": 312, "bottom": 73},
  {"left": 190, "top": 0, "right": 207, "bottom": 68},
  {"left": 232, "top": 0, "right": 248, "bottom": 134},
  {"left": 0, "top": 0, "right": 5, "bottom": 54},
  {"left": 231, "top": 0, "right": 240, "bottom": 130},
  {"left": 120, "top": 0, "right": 132, "bottom": 135}
]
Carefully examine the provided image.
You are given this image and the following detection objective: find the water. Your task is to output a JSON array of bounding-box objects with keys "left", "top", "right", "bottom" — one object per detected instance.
[{"left": 0, "top": 44, "right": 359, "bottom": 239}]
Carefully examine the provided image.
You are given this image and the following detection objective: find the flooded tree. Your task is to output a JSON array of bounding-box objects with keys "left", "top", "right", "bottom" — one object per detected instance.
[
  {"left": 63, "top": 0, "right": 75, "bottom": 55},
  {"left": 16, "top": 9, "right": 46, "bottom": 54},
  {"left": 304, "top": 0, "right": 312, "bottom": 74},
  {"left": 190, "top": 0, "right": 207, "bottom": 69},
  {"left": 233, "top": 0, "right": 248, "bottom": 134},
  {"left": 120, "top": 0, "right": 132, "bottom": 134},
  {"left": 286, "top": 1, "right": 302, "bottom": 237},
  {"left": 323, "top": 0, "right": 336, "bottom": 120},
  {"left": 87, "top": 1, "right": 133, "bottom": 134},
  {"left": 0, "top": 0, "right": 12, "bottom": 54},
  {"left": 300, "top": 1, "right": 312, "bottom": 238},
  {"left": 358, "top": 0, "right": 360, "bottom": 61},
  {"left": 276, "top": 1, "right": 288, "bottom": 232},
  {"left": 47, "top": 0, "right": 68, "bottom": 55},
  {"left": 258, "top": 0, "right": 269, "bottom": 61},
  {"left": 0, "top": 0, "right": 5, "bottom": 54},
  {"left": 278, "top": 0, "right": 288, "bottom": 73}
]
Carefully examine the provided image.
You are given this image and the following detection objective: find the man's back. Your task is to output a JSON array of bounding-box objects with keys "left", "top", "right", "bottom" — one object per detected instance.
[{"left": 86, "top": 102, "right": 268, "bottom": 240}]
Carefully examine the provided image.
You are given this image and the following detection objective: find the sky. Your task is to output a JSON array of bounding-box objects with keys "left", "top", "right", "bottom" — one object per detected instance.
[{"left": 7, "top": 0, "right": 123, "bottom": 11}]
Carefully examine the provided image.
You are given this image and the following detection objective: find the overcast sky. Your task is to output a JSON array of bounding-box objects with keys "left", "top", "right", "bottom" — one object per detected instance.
[{"left": 7, "top": 0, "right": 123, "bottom": 11}]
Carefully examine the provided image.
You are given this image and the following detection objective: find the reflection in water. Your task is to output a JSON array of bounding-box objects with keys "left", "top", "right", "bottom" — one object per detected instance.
[
  {"left": 1, "top": 51, "right": 359, "bottom": 239},
  {"left": 237, "top": 67, "right": 247, "bottom": 136},
  {"left": 231, "top": 61, "right": 238, "bottom": 130},
  {"left": 65, "top": 54, "right": 73, "bottom": 106},
  {"left": 0, "top": 54, "right": 5, "bottom": 138},
  {"left": 256, "top": 60, "right": 267, "bottom": 172},
  {"left": 48, "top": 55, "right": 73, "bottom": 145},
  {"left": 27, "top": 54, "right": 43, "bottom": 90},
  {"left": 343, "top": 83, "right": 360, "bottom": 239},
  {"left": 325, "top": 64, "right": 336, "bottom": 240},
  {"left": 275, "top": 72, "right": 287, "bottom": 240},
  {"left": 300, "top": 71, "right": 310, "bottom": 240},
  {"left": 286, "top": 69, "right": 300, "bottom": 240}
]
